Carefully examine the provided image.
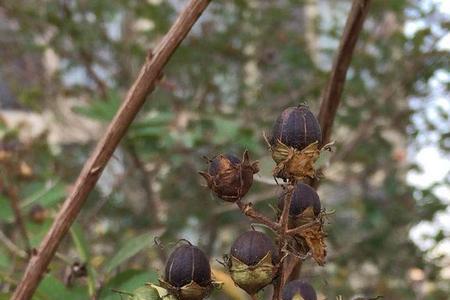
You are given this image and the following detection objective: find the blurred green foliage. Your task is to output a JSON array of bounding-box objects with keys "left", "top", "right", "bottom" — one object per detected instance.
[{"left": 0, "top": 0, "right": 449, "bottom": 299}]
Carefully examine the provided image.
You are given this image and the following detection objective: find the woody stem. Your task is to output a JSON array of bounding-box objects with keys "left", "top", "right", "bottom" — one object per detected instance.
[{"left": 235, "top": 200, "right": 280, "bottom": 232}]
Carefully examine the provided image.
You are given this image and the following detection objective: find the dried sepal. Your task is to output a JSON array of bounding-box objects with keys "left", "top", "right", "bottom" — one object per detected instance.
[
  {"left": 199, "top": 150, "right": 259, "bottom": 202},
  {"left": 228, "top": 252, "right": 278, "bottom": 295},
  {"left": 159, "top": 279, "right": 212, "bottom": 300},
  {"left": 290, "top": 209, "right": 327, "bottom": 266},
  {"left": 270, "top": 140, "right": 321, "bottom": 181},
  {"left": 163, "top": 244, "right": 213, "bottom": 300},
  {"left": 227, "top": 231, "right": 278, "bottom": 295}
]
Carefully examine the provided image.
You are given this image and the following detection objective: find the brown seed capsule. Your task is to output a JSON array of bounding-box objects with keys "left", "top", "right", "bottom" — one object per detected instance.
[
  {"left": 270, "top": 106, "right": 322, "bottom": 151},
  {"left": 278, "top": 184, "right": 326, "bottom": 266},
  {"left": 278, "top": 183, "right": 321, "bottom": 218},
  {"left": 161, "top": 244, "right": 212, "bottom": 300},
  {"left": 227, "top": 231, "right": 278, "bottom": 295},
  {"left": 199, "top": 151, "right": 259, "bottom": 202},
  {"left": 282, "top": 280, "right": 317, "bottom": 300},
  {"left": 29, "top": 204, "right": 47, "bottom": 224},
  {"left": 268, "top": 105, "right": 322, "bottom": 181}
]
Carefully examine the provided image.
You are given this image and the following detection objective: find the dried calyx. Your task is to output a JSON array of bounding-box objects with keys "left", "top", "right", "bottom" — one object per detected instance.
[
  {"left": 268, "top": 105, "right": 323, "bottom": 181},
  {"left": 227, "top": 230, "right": 278, "bottom": 295},
  {"left": 160, "top": 243, "right": 213, "bottom": 300},
  {"left": 282, "top": 280, "right": 317, "bottom": 300},
  {"left": 199, "top": 150, "right": 259, "bottom": 202}
]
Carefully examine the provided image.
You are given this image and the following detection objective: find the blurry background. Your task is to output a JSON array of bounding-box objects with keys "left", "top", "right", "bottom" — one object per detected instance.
[{"left": 0, "top": 0, "right": 449, "bottom": 299}]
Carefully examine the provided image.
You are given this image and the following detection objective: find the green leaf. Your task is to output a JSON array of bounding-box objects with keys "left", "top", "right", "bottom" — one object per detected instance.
[
  {"left": 0, "top": 195, "right": 14, "bottom": 222},
  {"left": 70, "top": 222, "right": 97, "bottom": 296},
  {"left": 21, "top": 182, "right": 67, "bottom": 209},
  {"left": 34, "top": 274, "right": 89, "bottom": 300},
  {"left": 72, "top": 90, "right": 121, "bottom": 122},
  {"left": 99, "top": 269, "right": 159, "bottom": 300},
  {"left": 104, "top": 233, "right": 153, "bottom": 273}
]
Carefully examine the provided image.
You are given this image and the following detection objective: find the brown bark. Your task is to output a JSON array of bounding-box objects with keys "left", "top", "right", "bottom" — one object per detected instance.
[{"left": 11, "top": 1, "right": 211, "bottom": 299}]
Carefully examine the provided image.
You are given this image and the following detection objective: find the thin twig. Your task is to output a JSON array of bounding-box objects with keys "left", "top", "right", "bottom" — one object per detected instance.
[
  {"left": 0, "top": 183, "right": 31, "bottom": 256},
  {"left": 318, "top": 0, "right": 372, "bottom": 146},
  {"left": 235, "top": 200, "right": 279, "bottom": 232},
  {"left": 12, "top": 1, "right": 211, "bottom": 299},
  {"left": 0, "top": 230, "right": 28, "bottom": 259},
  {"left": 275, "top": 186, "right": 293, "bottom": 299}
]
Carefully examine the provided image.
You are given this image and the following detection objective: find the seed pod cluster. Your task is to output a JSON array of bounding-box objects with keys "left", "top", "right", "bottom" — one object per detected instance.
[
  {"left": 282, "top": 280, "right": 317, "bottom": 300},
  {"left": 227, "top": 231, "right": 278, "bottom": 295},
  {"left": 199, "top": 150, "right": 259, "bottom": 202},
  {"left": 278, "top": 183, "right": 321, "bottom": 220},
  {"left": 269, "top": 105, "right": 322, "bottom": 181},
  {"left": 160, "top": 244, "right": 213, "bottom": 300}
]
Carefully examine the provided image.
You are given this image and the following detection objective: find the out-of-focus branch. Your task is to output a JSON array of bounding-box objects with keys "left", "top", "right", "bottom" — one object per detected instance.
[
  {"left": 0, "top": 183, "right": 31, "bottom": 256},
  {"left": 318, "top": 0, "right": 372, "bottom": 146},
  {"left": 12, "top": 1, "right": 211, "bottom": 299},
  {"left": 292, "top": 0, "right": 372, "bottom": 284}
]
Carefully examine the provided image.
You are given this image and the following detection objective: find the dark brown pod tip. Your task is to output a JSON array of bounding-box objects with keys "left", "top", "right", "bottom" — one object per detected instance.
[
  {"left": 164, "top": 244, "right": 211, "bottom": 288},
  {"left": 230, "top": 231, "right": 278, "bottom": 266},
  {"left": 270, "top": 105, "right": 322, "bottom": 151},
  {"left": 199, "top": 151, "right": 259, "bottom": 202},
  {"left": 278, "top": 183, "right": 321, "bottom": 217},
  {"left": 282, "top": 280, "right": 317, "bottom": 300}
]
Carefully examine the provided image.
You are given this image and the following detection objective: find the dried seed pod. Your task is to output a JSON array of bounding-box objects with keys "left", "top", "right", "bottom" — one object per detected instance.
[
  {"left": 282, "top": 280, "right": 317, "bottom": 300},
  {"left": 29, "top": 204, "right": 47, "bottom": 224},
  {"left": 161, "top": 244, "right": 212, "bottom": 300},
  {"left": 199, "top": 150, "right": 259, "bottom": 202},
  {"left": 278, "top": 183, "right": 321, "bottom": 219},
  {"left": 268, "top": 106, "right": 322, "bottom": 181},
  {"left": 227, "top": 231, "right": 278, "bottom": 295},
  {"left": 270, "top": 106, "right": 322, "bottom": 151}
]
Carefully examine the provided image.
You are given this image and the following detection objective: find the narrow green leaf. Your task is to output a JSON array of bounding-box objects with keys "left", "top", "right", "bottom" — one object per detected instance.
[
  {"left": 104, "top": 233, "right": 152, "bottom": 273},
  {"left": 35, "top": 274, "right": 88, "bottom": 300},
  {"left": 21, "top": 182, "right": 66, "bottom": 209},
  {"left": 99, "top": 269, "right": 159, "bottom": 300}
]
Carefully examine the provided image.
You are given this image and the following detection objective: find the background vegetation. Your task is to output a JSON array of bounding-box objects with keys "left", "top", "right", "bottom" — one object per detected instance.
[{"left": 0, "top": 0, "right": 449, "bottom": 299}]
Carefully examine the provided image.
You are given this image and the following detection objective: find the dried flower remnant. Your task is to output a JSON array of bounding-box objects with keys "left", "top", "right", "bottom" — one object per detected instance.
[
  {"left": 199, "top": 150, "right": 259, "bottom": 202},
  {"left": 227, "top": 231, "right": 278, "bottom": 295}
]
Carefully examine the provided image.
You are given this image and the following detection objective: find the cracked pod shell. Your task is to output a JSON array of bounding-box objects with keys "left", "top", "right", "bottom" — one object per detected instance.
[
  {"left": 228, "top": 231, "right": 278, "bottom": 295},
  {"left": 163, "top": 244, "right": 212, "bottom": 300},
  {"left": 199, "top": 151, "right": 259, "bottom": 202},
  {"left": 270, "top": 106, "right": 322, "bottom": 152},
  {"left": 282, "top": 280, "right": 317, "bottom": 300},
  {"left": 278, "top": 183, "right": 321, "bottom": 218}
]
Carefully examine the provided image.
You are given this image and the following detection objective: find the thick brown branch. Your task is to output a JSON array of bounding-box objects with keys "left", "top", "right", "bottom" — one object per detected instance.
[
  {"left": 318, "top": 0, "right": 372, "bottom": 145},
  {"left": 11, "top": 1, "right": 211, "bottom": 299}
]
